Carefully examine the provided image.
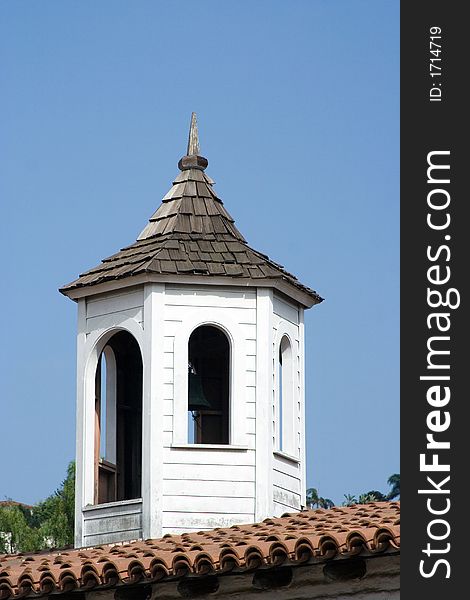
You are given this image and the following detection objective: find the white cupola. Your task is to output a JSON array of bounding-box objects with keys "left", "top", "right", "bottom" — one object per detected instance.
[{"left": 60, "top": 114, "right": 323, "bottom": 548}]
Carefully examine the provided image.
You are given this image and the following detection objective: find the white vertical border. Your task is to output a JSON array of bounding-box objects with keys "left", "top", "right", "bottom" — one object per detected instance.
[
  {"left": 141, "top": 282, "right": 165, "bottom": 539},
  {"left": 173, "top": 308, "right": 246, "bottom": 447},
  {"left": 255, "top": 288, "right": 273, "bottom": 520},
  {"left": 273, "top": 321, "right": 299, "bottom": 458},
  {"left": 279, "top": 334, "right": 295, "bottom": 456},
  {"left": 299, "top": 307, "right": 307, "bottom": 507},
  {"left": 74, "top": 298, "right": 87, "bottom": 547},
  {"left": 75, "top": 312, "right": 144, "bottom": 546}
]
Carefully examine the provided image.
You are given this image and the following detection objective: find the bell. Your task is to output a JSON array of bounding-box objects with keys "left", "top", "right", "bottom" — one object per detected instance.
[{"left": 188, "top": 373, "right": 212, "bottom": 411}]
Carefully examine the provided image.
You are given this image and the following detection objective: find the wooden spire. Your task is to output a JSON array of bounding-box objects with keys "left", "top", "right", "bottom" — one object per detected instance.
[
  {"left": 187, "top": 112, "right": 200, "bottom": 156},
  {"left": 178, "top": 113, "right": 208, "bottom": 171}
]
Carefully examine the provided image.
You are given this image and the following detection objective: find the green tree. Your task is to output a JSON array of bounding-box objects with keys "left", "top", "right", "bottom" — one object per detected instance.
[
  {"left": 306, "top": 487, "right": 319, "bottom": 508},
  {"left": 358, "top": 492, "right": 383, "bottom": 504},
  {"left": 0, "top": 462, "right": 75, "bottom": 553},
  {"left": 342, "top": 473, "right": 400, "bottom": 507},
  {"left": 360, "top": 490, "right": 387, "bottom": 502},
  {"left": 0, "top": 505, "right": 42, "bottom": 553},
  {"left": 318, "top": 497, "right": 335, "bottom": 509},
  {"left": 36, "top": 461, "right": 75, "bottom": 548},
  {"left": 342, "top": 494, "right": 357, "bottom": 506},
  {"left": 306, "top": 488, "right": 334, "bottom": 509},
  {"left": 386, "top": 474, "right": 400, "bottom": 500}
]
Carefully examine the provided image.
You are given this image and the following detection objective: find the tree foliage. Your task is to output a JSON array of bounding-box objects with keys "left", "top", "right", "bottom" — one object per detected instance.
[
  {"left": 357, "top": 490, "right": 387, "bottom": 503},
  {"left": 0, "top": 504, "right": 42, "bottom": 554},
  {"left": 342, "top": 474, "right": 400, "bottom": 506},
  {"left": 386, "top": 474, "right": 400, "bottom": 500},
  {"left": 342, "top": 493, "right": 357, "bottom": 507},
  {"left": 305, "top": 488, "right": 334, "bottom": 509},
  {"left": 0, "top": 462, "right": 75, "bottom": 554},
  {"left": 306, "top": 474, "right": 400, "bottom": 510}
]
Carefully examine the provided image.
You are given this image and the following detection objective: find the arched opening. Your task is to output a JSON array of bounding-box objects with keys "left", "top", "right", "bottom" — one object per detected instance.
[
  {"left": 188, "top": 325, "right": 230, "bottom": 445},
  {"left": 278, "top": 335, "right": 294, "bottom": 454},
  {"left": 94, "top": 330, "right": 142, "bottom": 504}
]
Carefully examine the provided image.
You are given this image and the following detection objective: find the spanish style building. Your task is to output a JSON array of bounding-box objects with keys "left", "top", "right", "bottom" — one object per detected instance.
[{"left": 0, "top": 115, "right": 400, "bottom": 600}]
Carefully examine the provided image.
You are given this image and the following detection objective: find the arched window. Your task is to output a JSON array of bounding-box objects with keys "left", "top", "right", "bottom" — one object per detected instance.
[
  {"left": 94, "top": 331, "right": 142, "bottom": 504},
  {"left": 278, "top": 335, "right": 294, "bottom": 454},
  {"left": 188, "top": 325, "right": 230, "bottom": 445}
]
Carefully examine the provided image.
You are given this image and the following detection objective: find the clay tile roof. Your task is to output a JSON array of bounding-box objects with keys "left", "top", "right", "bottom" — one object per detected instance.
[
  {"left": 0, "top": 502, "right": 33, "bottom": 510},
  {"left": 0, "top": 502, "right": 399, "bottom": 598},
  {"left": 60, "top": 114, "right": 322, "bottom": 307}
]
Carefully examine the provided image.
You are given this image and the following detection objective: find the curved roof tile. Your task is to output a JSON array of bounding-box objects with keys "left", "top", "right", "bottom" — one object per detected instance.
[{"left": 0, "top": 502, "right": 399, "bottom": 598}]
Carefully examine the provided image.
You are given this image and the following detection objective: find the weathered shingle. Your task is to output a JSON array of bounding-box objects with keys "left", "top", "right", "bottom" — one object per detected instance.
[{"left": 60, "top": 116, "right": 322, "bottom": 305}]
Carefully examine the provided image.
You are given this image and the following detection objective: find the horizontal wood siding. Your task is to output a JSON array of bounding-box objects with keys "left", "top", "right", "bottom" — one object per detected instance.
[
  {"left": 86, "top": 288, "right": 144, "bottom": 318},
  {"left": 272, "top": 293, "right": 303, "bottom": 516},
  {"left": 273, "top": 467, "right": 302, "bottom": 494},
  {"left": 85, "top": 288, "right": 144, "bottom": 332},
  {"left": 164, "top": 448, "right": 256, "bottom": 466},
  {"left": 163, "top": 495, "right": 254, "bottom": 514},
  {"left": 163, "top": 479, "right": 255, "bottom": 497},
  {"left": 273, "top": 455, "right": 302, "bottom": 515},
  {"left": 83, "top": 500, "right": 142, "bottom": 545},
  {"left": 165, "top": 285, "right": 257, "bottom": 309},
  {"left": 163, "top": 463, "right": 256, "bottom": 482},
  {"left": 273, "top": 294, "right": 299, "bottom": 326},
  {"left": 161, "top": 285, "right": 257, "bottom": 532},
  {"left": 273, "top": 486, "right": 302, "bottom": 513},
  {"left": 162, "top": 512, "right": 253, "bottom": 533}
]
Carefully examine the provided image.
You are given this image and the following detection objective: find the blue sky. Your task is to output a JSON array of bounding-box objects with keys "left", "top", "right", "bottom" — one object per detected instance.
[{"left": 0, "top": 0, "right": 399, "bottom": 506}]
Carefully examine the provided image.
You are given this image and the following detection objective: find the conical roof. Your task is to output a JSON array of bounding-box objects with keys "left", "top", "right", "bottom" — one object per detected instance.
[
  {"left": 137, "top": 164, "right": 245, "bottom": 242},
  {"left": 60, "top": 114, "right": 322, "bottom": 307}
]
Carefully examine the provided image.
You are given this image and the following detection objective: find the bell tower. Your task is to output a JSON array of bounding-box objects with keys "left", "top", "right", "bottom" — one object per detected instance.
[{"left": 61, "top": 114, "right": 322, "bottom": 547}]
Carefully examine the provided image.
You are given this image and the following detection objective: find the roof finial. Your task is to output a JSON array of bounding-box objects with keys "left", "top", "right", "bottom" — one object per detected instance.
[
  {"left": 178, "top": 113, "right": 208, "bottom": 171},
  {"left": 187, "top": 112, "right": 200, "bottom": 156}
]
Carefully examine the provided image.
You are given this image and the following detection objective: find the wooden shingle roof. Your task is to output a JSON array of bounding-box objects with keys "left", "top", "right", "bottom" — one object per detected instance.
[{"left": 60, "top": 114, "right": 322, "bottom": 307}]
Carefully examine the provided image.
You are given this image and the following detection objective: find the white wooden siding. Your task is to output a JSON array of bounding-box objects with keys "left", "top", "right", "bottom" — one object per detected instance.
[
  {"left": 161, "top": 452, "right": 256, "bottom": 531},
  {"left": 82, "top": 500, "right": 142, "bottom": 546},
  {"left": 272, "top": 293, "right": 304, "bottom": 516},
  {"left": 86, "top": 288, "right": 144, "bottom": 318},
  {"left": 164, "top": 285, "right": 257, "bottom": 308},
  {"left": 273, "top": 454, "right": 302, "bottom": 515},
  {"left": 160, "top": 285, "right": 257, "bottom": 532},
  {"left": 162, "top": 513, "right": 252, "bottom": 533},
  {"left": 163, "top": 495, "right": 254, "bottom": 514},
  {"left": 85, "top": 288, "right": 144, "bottom": 332},
  {"left": 163, "top": 448, "right": 256, "bottom": 466},
  {"left": 162, "top": 463, "right": 256, "bottom": 482},
  {"left": 273, "top": 468, "right": 302, "bottom": 494},
  {"left": 161, "top": 284, "right": 257, "bottom": 442},
  {"left": 273, "top": 294, "right": 299, "bottom": 325},
  {"left": 163, "top": 479, "right": 255, "bottom": 497},
  {"left": 273, "top": 486, "right": 302, "bottom": 512},
  {"left": 76, "top": 281, "right": 308, "bottom": 543}
]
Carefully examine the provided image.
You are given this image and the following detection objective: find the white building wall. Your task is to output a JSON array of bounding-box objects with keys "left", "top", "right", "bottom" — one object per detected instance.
[
  {"left": 75, "top": 283, "right": 307, "bottom": 545},
  {"left": 75, "top": 287, "right": 145, "bottom": 547},
  {"left": 271, "top": 293, "right": 304, "bottom": 516},
  {"left": 85, "top": 288, "right": 144, "bottom": 331},
  {"left": 82, "top": 499, "right": 142, "bottom": 546},
  {"left": 159, "top": 284, "right": 257, "bottom": 534}
]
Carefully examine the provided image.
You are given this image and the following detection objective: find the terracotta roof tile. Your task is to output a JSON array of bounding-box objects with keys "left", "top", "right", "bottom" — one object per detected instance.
[{"left": 0, "top": 503, "right": 399, "bottom": 598}]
